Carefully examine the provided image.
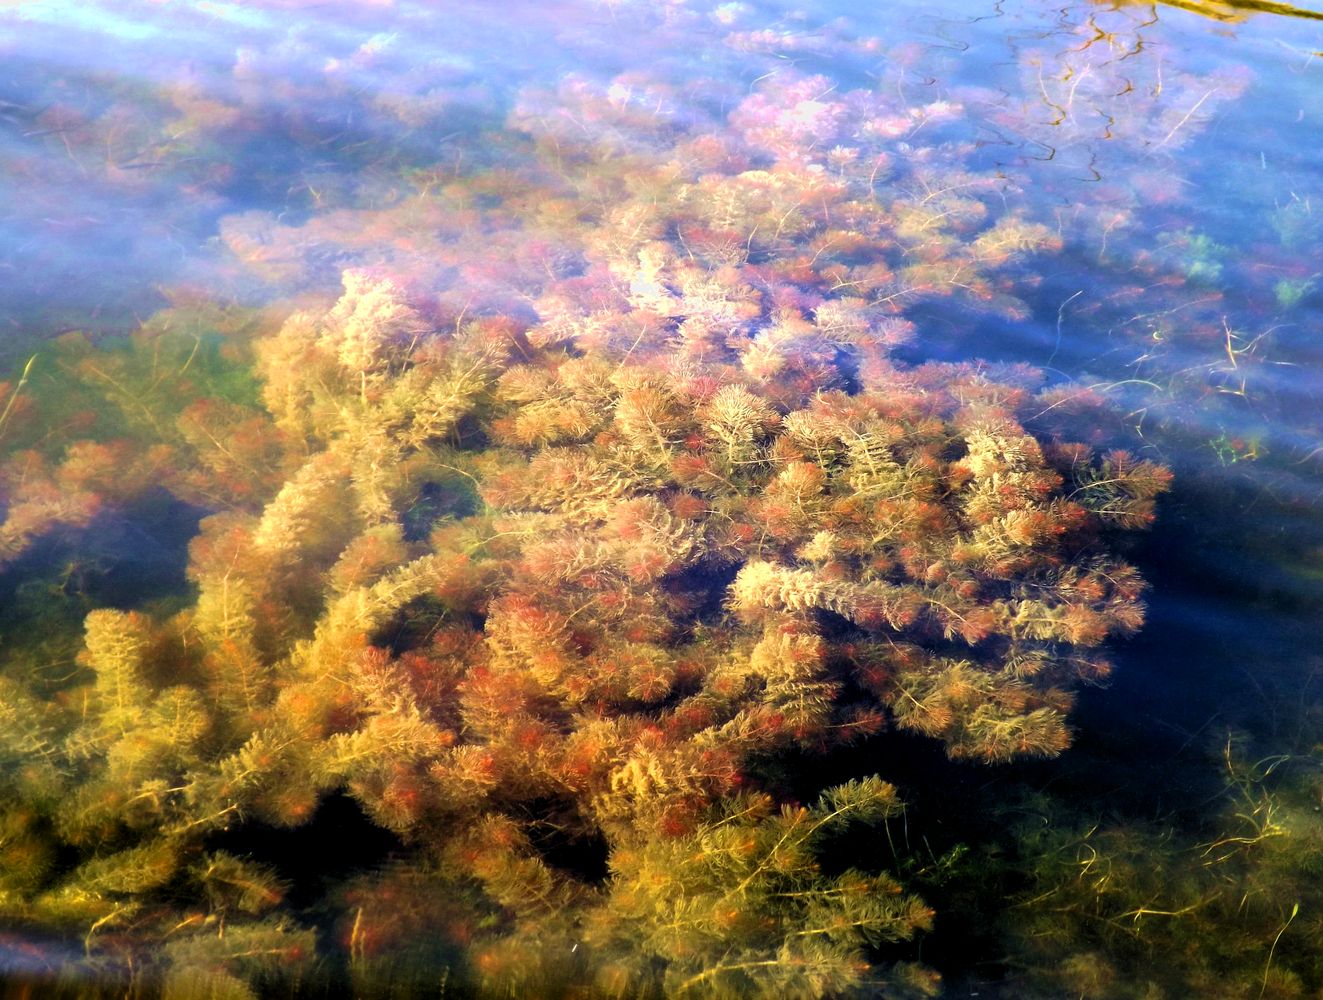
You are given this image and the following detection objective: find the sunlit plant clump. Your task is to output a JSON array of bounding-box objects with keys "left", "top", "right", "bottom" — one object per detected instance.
[
  {"left": 0, "top": 264, "right": 1168, "bottom": 997},
  {"left": 0, "top": 47, "right": 1172, "bottom": 999}
]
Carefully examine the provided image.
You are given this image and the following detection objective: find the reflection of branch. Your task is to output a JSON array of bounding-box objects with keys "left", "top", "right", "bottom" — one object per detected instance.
[
  {"left": 1035, "top": 61, "right": 1068, "bottom": 126},
  {"left": 1163, "top": 0, "right": 1323, "bottom": 24}
]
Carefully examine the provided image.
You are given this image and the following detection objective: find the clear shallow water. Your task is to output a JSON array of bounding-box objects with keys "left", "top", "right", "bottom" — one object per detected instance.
[{"left": 1, "top": 1, "right": 1323, "bottom": 998}]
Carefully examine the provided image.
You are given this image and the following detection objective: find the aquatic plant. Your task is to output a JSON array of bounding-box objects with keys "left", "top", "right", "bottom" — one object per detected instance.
[
  {"left": 0, "top": 301, "right": 287, "bottom": 571},
  {"left": 0, "top": 12, "right": 1198, "bottom": 995},
  {"left": 0, "top": 259, "right": 1169, "bottom": 996},
  {"left": 996, "top": 734, "right": 1323, "bottom": 999},
  {"left": 1273, "top": 276, "right": 1315, "bottom": 310}
]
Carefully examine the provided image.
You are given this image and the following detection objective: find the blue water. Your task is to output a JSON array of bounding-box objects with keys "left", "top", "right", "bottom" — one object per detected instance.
[{"left": 2, "top": 1, "right": 1323, "bottom": 997}]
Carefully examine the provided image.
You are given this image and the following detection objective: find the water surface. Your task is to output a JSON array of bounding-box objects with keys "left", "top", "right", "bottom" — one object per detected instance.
[{"left": 2, "top": 1, "right": 1322, "bottom": 997}]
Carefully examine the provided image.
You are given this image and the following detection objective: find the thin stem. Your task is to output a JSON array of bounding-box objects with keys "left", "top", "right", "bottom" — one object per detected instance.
[{"left": 0, "top": 354, "right": 36, "bottom": 442}]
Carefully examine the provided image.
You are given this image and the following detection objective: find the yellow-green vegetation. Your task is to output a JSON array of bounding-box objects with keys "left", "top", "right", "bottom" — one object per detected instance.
[
  {"left": 0, "top": 270, "right": 1171, "bottom": 996},
  {"left": 999, "top": 734, "right": 1323, "bottom": 999}
]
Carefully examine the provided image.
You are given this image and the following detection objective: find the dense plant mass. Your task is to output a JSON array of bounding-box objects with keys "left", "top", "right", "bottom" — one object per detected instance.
[
  {"left": 0, "top": 265, "right": 1168, "bottom": 996},
  {"left": 10, "top": 0, "right": 1323, "bottom": 995},
  {"left": 0, "top": 30, "right": 1188, "bottom": 1000}
]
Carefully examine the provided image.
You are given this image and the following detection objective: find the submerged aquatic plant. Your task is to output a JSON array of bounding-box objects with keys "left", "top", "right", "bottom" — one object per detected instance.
[
  {"left": 0, "top": 17, "right": 1193, "bottom": 996},
  {"left": 996, "top": 733, "right": 1323, "bottom": 999},
  {"left": 0, "top": 260, "right": 1168, "bottom": 996}
]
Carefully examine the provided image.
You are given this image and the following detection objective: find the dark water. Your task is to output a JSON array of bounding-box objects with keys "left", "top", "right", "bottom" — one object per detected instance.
[{"left": 2, "top": 1, "right": 1323, "bottom": 998}]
